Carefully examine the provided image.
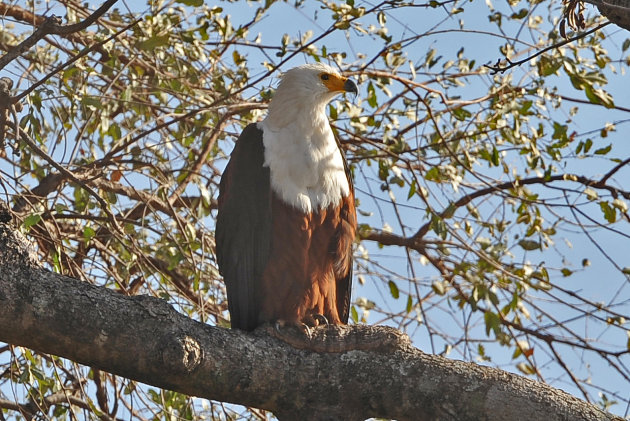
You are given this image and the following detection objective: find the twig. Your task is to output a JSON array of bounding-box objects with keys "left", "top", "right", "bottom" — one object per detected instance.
[
  {"left": 0, "top": 0, "right": 119, "bottom": 72},
  {"left": 10, "top": 122, "right": 123, "bottom": 234},
  {"left": 484, "top": 22, "right": 610, "bottom": 74},
  {"left": 14, "top": 16, "right": 142, "bottom": 103}
]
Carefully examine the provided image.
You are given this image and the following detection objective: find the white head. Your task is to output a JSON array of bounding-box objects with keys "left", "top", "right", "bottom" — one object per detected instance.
[
  {"left": 264, "top": 63, "right": 357, "bottom": 128},
  {"left": 259, "top": 63, "right": 357, "bottom": 212}
]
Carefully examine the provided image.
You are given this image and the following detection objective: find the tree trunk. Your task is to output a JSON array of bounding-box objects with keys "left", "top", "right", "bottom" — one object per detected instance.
[{"left": 0, "top": 220, "right": 622, "bottom": 421}]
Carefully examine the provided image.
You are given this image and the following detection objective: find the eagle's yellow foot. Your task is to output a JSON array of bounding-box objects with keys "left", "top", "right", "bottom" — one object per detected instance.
[
  {"left": 274, "top": 319, "right": 312, "bottom": 339},
  {"left": 312, "top": 314, "right": 329, "bottom": 326},
  {"left": 303, "top": 313, "right": 329, "bottom": 328}
]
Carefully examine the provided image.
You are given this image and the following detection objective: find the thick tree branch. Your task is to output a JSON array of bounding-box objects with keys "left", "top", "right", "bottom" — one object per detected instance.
[
  {"left": 0, "top": 219, "right": 621, "bottom": 421},
  {"left": 585, "top": 0, "right": 630, "bottom": 31}
]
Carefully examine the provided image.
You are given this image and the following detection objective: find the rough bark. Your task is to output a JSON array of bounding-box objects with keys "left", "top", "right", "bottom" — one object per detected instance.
[
  {"left": 585, "top": 0, "right": 630, "bottom": 31},
  {"left": 0, "top": 220, "right": 622, "bottom": 421}
]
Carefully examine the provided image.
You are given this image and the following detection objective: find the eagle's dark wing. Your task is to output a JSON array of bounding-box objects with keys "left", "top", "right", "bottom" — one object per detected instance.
[
  {"left": 333, "top": 140, "right": 357, "bottom": 324},
  {"left": 216, "top": 123, "right": 271, "bottom": 331}
]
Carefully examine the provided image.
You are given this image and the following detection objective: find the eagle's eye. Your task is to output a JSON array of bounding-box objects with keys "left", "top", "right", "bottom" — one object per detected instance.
[{"left": 320, "top": 73, "right": 330, "bottom": 81}]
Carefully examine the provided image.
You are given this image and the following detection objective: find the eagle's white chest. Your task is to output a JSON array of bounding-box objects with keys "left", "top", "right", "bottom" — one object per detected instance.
[{"left": 258, "top": 119, "right": 350, "bottom": 214}]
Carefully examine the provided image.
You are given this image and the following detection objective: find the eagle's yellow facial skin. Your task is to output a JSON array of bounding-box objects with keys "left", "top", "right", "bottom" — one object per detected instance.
[{"left": 320, "top": 72, "right": 350, "bottom": 92}]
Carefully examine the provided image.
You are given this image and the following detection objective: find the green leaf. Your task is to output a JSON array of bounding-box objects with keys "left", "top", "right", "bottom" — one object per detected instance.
[
  {"left": 518, "top": 239, "right": 540, "bottom": 251},
  {"left": 388, "top": 280, "right": 400, "bottom": 299},
  {"left": 584, "top": 85, "right": 615, "bottom": 108},
  {"left": 583, "top": 138, "right": 593, "bottom": 153},
  {"left": 484, "top": 311, "right": 500, "bottom": 336},
  {"left": 175, "top": 0, "right": 203, "bottom": 6},
  {"left": 432, "top": 280, "right": 446, "bottom": 295},
  {"left": 442, "top": 203, "right": 456, "bottom": 219},
  {"left": 516, "top": 362, "right": 536, "bottom": 375},
  {"left": 512, "top": 346, "right": 522, "bottom": 359},
  {"left": 424, "top": 166, "right": 440, "bottom": 181},
  {"left": 23, "top": 213, "right": 41, "bottom": 230},
  {"left": 83, "top": 226, "right": 96, "bottom": 242},
  {"left": 135, "top": 35, "right": 170, "bottom": 51},
  {"left": 367, "top": 82, "right": 377, "bottom": 108},
  {"left": 81, "top": 96, "right": 102, "bottom": 109},
  {"left": 406, "top": 295, "right": 413, "bottom": 313},
  {"left": 510, "top": 8, "right": 528, "bottom": 19},
  {"left": 452, "top": 107, "right": 471, "bottom": 121},
  {"left": 335, "top": 20, "right": 351, "bottom": 30},
  {"left": 488, "top": 290, "right": 499, "bottom": 306},
  {"left": 491, "top": 146, "right": 500, "bottom": 166},
  {"left": 599, "top": 201, "right": 617, "bottom": 223},
  {"left": 537, "top": 55, "right": 561, "bottom": 76},
  {"left": 407, "top": 179, "right": 417, "bottom": 199},
  {"left": 328, "top": 103, "right": 338, "bottom": 120},
  {"left": 561, "top": 268, "right": 573, "bottom": 277},
  {"left": 351, "top": 306, "right": 359, "bottom": 323},
  {"left": 594, "top": 144, "right": 612, "bottom": 155}
]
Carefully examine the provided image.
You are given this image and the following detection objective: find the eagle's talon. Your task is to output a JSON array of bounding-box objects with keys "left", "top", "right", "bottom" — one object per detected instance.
[
  {"left": 301, "top": 323, "right": 312, "bottom": 339},
  {"left": 313, "top": 314, "right": 329, "bottom": 326},
  {"left": 274, "top": 320, "right": 284, "bottom": 333},
  {"left": 274, "top": 319, "right": 312, "bottom": 339}
]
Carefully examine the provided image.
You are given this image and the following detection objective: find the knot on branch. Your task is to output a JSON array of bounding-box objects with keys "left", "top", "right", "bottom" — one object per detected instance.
[
  {"left": 42, "top": 15, "right": 63, "bottom": 29},
  {"left": 161, "top": 335, "right": 203, "bottom": 374},
  {"left": 484, "top": 58, "right": 514, "bottom": 75},
  {"left": 259, "top": 324, "right": 412, "bottom": 353},
  {"left": 0, "top": 77, "right": 13, "bottom": 94}
]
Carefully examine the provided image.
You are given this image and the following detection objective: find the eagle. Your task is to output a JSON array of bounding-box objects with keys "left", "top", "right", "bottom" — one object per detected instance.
[{"left": 216, "top": 63, "right": 358, "bottom": 331}]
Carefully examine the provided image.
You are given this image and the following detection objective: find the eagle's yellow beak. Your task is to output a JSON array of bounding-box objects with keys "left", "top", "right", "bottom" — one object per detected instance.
[{"left": 321, "top": 73, "right": 358, "bottom": 94}]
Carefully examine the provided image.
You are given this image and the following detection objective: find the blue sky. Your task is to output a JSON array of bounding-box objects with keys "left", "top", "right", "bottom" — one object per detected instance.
[{"left": 1, "top": 0, "right": 629, "bottom": 418}]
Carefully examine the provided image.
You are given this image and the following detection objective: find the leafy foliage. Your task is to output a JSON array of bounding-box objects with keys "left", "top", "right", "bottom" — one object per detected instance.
[{"left": 1, "top": 0, "right": 629, "bottom": 419}]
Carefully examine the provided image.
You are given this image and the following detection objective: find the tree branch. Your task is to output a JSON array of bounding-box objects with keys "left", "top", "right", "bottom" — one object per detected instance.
[
  {"left": 0, "top": 392, "right": 117, "bottom": 421},
  {"left": 585, "top": 0, "right": 630, "bottom": 31},
  {"left": 0, "top": 0, "right": 119, "bottom": 71},
  {"left": 413, "top": 173, "right": 630, "bottom": 242},
  {"left": 0, "top": 219, "right": 621, "bottom": 421},
  {"left": 484, "top": 22, "right": 611, "bottom": 74}
]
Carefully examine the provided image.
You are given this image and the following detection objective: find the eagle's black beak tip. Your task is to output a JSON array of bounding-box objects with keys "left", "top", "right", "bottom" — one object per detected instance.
[{"left": 344, "top": 78, "right": 358, "bottom": 95}]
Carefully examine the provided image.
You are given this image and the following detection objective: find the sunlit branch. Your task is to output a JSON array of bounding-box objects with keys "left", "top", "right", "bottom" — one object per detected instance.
[
  {"left": 0, "top": 0, "right": 119, "bottom": 71},
  {"left": 484, "top": 22, "right": 611, "bottom": 74}
]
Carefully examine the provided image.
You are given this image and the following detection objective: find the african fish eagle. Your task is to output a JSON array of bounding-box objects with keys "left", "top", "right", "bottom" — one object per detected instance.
[{"left": 216, "top": 63, "right": 358, "bottom": 331}]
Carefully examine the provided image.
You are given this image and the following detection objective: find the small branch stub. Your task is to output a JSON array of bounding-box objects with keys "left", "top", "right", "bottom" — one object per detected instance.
[{"left": 161, "top": 335, "right": 203, "bottom": 374}]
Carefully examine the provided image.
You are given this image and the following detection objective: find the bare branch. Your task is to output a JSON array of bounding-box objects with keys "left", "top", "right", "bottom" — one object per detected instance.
[
  {"left": 0, "top": 0, "right": 119, "bottom": 71},
  {"left": 484, "top": 22, "right": 611, "bottom": 74},
  {"left": 14, "top": 16, "right": 142, "bottom": 103}
]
